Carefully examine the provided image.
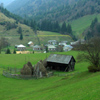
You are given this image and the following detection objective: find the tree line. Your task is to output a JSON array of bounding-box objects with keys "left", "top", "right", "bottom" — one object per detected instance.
[{"left": 84, "top": 17, "right": 100, "bottom": 40}]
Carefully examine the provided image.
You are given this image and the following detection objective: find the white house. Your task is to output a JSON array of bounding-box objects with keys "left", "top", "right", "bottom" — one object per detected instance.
[
  {"left": 48, "top": 40, "right": 57, "bottom": 45},
  {"left": 63, "top": 45, "right": 73, "bottom": 51},
  {"left": 17, "top": 44, "right": 26, "bottom": 51},
  {"left": 48, "top": 45, "right": 56, "bottom": 51},
  {"left": 58, "top": 43, "right": 66, "bottom": 47},
  {"left": 33, "top": 45, "right": 42, "bottom": 51}
]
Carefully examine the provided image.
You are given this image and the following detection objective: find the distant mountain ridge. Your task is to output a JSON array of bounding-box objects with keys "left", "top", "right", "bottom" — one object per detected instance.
[
  {"left": 0, "top": 0, "right": 14, "bottom": 6},
  {"left": 6, "top": 0, "right": 100, "bottom": 22},
  {"left": 6, "top": 0, "right": 79, "bottom": 21}
]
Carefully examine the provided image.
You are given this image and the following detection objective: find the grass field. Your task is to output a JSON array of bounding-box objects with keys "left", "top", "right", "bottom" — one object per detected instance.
[
  {"left": 68, "top": 14, "right": 100, "bottom": 37},
  {"left": 0, "top": 51, "right": 100, "bottom": 100}
]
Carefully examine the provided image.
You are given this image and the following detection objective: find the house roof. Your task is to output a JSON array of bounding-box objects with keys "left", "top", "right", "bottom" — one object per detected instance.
[
  {"left": 28, "top": 41, "right": 33, "bottom": 45},
  {"left": 63, "top": 45, "right": 73, "bottom": 48},
  {"left": 59, "top": 43, "right": 66, "bottom": 46},
  {"left": 48, "top": 45, "right": 56, "bottom": 49},
  {"left": 47, "top": 54, "right": 75, "bottom": 64},
  {"left": 17, "top": 44, "right": 26, "bottom": 48},
  {"left": 33, "top": 45, "right": 41, "bottom": 48}
]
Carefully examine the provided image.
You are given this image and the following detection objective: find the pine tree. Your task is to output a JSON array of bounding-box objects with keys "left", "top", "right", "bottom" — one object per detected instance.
[
  {"left": 61, "top": 22, "right": 67, "bottom": 34},
  {"left": 13, "top": 49, "right": 16, "bottom": 54},
  {"left": 90, "top": 17, "right": 98, "bottom": 29},
  {"left": 6, "top": 48, "right": 11, "bottom": 54},
  {"left": 67, "top": 24, "right": 72, "bottom": 34},
  {"left": 18, "top": 27, "right": 22, "bottom": 34},
  {"left": 19, "top": 33, "right": 23, "bottom": 40}
]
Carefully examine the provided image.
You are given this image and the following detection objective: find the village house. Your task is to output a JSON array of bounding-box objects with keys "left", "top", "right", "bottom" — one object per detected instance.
[
  {"left": 28, "top": 41, "right": 34, "bottom": 47},
  {"left": 48, "top": 45, "right": 56, "bottom": 51},
  {"left": 17, "top": 44, "right": 26, "bottom": 51},
  {"left": 63, "top": 45, "right": 73, "bottom": 51},
  {"left": 48, "top": 40, "right": 57, "bottom": 45},
  {"left": 46, "top": 54, "right": 75, "bottom": 72},
  {"left": 33, "top": 45, "right": 42, "bottom": 51},
  {"left": 70, "top": 39, "right": 85, "bottom": 46},
  {"left": 58, "top": 42, "right": 66, "bottom": 47}
]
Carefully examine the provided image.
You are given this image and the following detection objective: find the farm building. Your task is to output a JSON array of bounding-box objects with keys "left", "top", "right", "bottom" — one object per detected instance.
[
  {"left": 48, "top": 40, "right": 57, "bottom": 45},
  {"left": 17, "top": 44, "right": 26, "bottom": 51},
  {"left": 46, "top": 54, "right": 75, "bottom": 72},
  {"left": 63, "top": 45, "right": 73, "bottom": 51},
  {"left": 58, "top": 43, "right": 66, "bottom": 47},
  {"left": 48, "top": 45, "right": 56, "bottom": 51},
  {"left": 33, "top": 45, "right": 42, "bottom": 51},
  {"left": 28, "top": 41, "right": 34, "bottom": 47}
]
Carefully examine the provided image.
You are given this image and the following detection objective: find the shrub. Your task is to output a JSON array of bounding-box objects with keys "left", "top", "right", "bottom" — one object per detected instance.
[
  {"left": 13, "top": 49, "right": 16, "bottom": 54},
  {"left": 88, "top": 65, "right": 100, "bottom": 72}
]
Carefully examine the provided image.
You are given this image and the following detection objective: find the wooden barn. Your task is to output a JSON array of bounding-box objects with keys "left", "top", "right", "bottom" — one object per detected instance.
[{"left": 46, "top": 54, "right": 76, "bottom": 72}]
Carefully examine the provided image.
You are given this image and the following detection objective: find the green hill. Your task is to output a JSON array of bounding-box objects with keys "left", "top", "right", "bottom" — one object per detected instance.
[
  {"left": 0, "top": 51, "right": 100, "bottom": 100},
  {"left": 0, "top": 11, "right": 100, "bottom": 46},
  {"left": 6, "top": 0, "right": 100, "bottom": 22},
  {"left": 0, "top": 11, "right": 72, "bottom": 46},
  {"left": 68, "top": 14, "right": 100, "bottom": 37}
]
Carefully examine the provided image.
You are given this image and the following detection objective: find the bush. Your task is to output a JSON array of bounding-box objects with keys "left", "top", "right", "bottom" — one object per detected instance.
[
  {"left": 13, "top": 49, "right": 16, "bottom": 54},
  {"left": 88, "top": 65, "right": 100, "bottom": 72},
  {"left": 5, "top": 48, "right": 11, "bottom": 54}
]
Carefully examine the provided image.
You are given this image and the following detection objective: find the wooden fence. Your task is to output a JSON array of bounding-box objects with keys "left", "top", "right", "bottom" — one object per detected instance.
[{"left": 2, "top": 67, "right": 54, "bottom": 79}]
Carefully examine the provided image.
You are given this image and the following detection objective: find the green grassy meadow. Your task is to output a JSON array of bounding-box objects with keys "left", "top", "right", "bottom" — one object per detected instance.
[
  {"left": 65, "top": 14, "right": 100, "bottom": 38},
  {"left": 0, "top": 51, "right": 100, "bottom": 100}
]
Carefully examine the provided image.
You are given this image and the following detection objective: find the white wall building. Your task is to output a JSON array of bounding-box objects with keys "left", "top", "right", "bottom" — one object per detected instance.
[{"left": 17, "top": 44, "right": 26, "bottom": 51}]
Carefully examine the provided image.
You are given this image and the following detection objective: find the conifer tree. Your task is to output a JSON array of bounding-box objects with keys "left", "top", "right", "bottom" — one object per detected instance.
[
  {"left": 13, "top": 49, "right": 16, "bottom": 54},
  {"left": 61, "top": 22, "right": 67, "bottom": 34},
  {"left": 67, "top": 24, "right": 72, "bottom": 34},
  {"left": 6, "top": 48, "right": 11, "bottom": 54},
  {"left": 19, "top": 33, "right": 23, "bottom": 40},
  {"left": 18, "top": 27, "right": 22, "bottom": 34},
  {"left": 90, "top": 17, "right": 98, "bottom": 29}
]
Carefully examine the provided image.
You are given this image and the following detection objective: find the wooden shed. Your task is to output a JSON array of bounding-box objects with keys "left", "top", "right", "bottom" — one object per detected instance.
[{"left": 46, "top": 54, "right": 76, "bottom": 72}]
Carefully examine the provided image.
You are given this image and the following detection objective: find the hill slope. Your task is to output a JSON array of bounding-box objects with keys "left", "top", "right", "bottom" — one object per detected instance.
[
  {"left": 6, "top": 0, "right": 100, "bottom": 22},
  {"left": 0, "top": 51, "right": 100, "bottom": 100},
  {"left": 0, "top": 11, "right": 72, "bottom": 46}
]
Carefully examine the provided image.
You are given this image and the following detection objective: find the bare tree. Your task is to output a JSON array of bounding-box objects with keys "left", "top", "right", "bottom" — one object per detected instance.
[{"left": 78, "top": 37, "right": 100, "bottom": 72}]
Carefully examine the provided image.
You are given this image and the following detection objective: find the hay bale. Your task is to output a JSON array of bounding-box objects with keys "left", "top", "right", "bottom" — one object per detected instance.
[
  {"left": 42, "top": 59, "right": 47, "bottom": 67},
  {"left": 34, "top": 61, "right": 47, "bottom": 76},
  {"left": 21, "top": 62, "right": 34, "bottom": 75}
]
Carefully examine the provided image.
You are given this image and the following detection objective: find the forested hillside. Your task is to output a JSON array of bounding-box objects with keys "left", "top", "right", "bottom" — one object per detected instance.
[{"left": 6, "top": 0, "right": 100, "bottom": 22}]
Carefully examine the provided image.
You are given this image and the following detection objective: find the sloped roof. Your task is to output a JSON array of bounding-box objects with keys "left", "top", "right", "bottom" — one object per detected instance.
[
  {"left": 17, "top": 44, "right": 26, "bottom": 48},
  {"left": 28, "top": 41, "right": 33, "bottom": 45},
  {"left": 63, "top": 45, "right": 73, "bottom": 48},
  {"left": 47, "top": 54, "right": 75, "bottom": 64},
  {"left": 48, "top": 45, "right": 56, "bottom": 49},
  {"left": 33, "top": 45, "right": 41, "bottom": 48}
]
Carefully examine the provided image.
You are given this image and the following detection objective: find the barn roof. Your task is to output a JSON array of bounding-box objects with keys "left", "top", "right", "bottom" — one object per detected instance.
[{"left": 47, "top": 54, "right": 75, "bottom": 64}]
